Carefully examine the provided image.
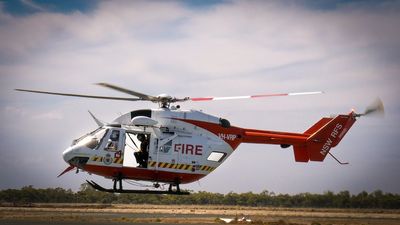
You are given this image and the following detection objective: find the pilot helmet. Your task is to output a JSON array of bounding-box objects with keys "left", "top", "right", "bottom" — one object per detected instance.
[{"left": 137, "top": 133, "right": 145, "bottom": 141}]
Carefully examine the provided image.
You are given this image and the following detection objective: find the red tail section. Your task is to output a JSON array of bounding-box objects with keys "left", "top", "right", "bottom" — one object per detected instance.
[
  {"left": 238, "top": 112, "right": 357, "bottom": 163},
  {"left": 293, "top": 112, "right": 357, "bottom": 162}
]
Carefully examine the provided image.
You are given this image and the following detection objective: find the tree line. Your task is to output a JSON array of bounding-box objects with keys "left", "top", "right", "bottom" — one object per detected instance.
[{"left": 1, "top": 184, "right": 399, "bottom": 209}]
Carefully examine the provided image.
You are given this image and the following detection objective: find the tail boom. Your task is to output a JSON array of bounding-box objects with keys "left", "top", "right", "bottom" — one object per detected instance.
[
  {"left": 242, "top": 129, "right": 308, "bottom": 145},
  {"left": 240, "top": 112, "right": 357, "bottom": 163}
]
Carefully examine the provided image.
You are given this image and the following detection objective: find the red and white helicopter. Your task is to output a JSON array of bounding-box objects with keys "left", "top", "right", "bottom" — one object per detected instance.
[{"left": 16, "top": 83, "right": 384, "bottom": 194}]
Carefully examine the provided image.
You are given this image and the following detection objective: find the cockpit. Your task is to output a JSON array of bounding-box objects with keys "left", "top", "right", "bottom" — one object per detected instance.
[
  {"left": 64, "top": 126, "right": 151, "bottom": 169},
  {"left": 72, "top": 127, "right": 107, "bottom": 149}
]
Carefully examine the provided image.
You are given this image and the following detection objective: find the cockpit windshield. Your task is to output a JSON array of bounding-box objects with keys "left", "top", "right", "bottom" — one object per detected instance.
[{"left": 73, "top": 128, "right": 107, "bottom": 150}]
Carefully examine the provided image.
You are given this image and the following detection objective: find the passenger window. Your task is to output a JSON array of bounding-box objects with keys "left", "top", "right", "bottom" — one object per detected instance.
[
  {"left": 159, "top": 140, "right": 172, "bottom": 153},
  {"left": 207, "top": 152, "right": 226, "bottom": 162}
]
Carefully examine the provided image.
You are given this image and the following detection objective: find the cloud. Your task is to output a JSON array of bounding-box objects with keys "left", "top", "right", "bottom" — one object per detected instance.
[
  {"left": 3, "top": 105, "right": 28, "bottom": 117},
  {"left": 1, "top": 1, "right": 399, "bottom": 79},
  {"left": 2, "top": 106, "right": 62, "bottom": 120},
  {"left": 20, "top": 0, "right": 47, "bottom": 12},
  {"left": 32, "top": 111, "right": 63, "bottom": 120},
  {"left": 0, "top": 1, "right": 400, "bottom": 193}
]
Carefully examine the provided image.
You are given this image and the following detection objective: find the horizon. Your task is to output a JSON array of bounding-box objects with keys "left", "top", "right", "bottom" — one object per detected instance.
[{"left": 1, "top": 183, "right": 396, "bottom": 196}]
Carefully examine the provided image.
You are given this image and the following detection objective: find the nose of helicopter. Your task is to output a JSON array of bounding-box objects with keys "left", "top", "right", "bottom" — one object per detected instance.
[
  {"left": 62, "top": 146, "right": 74, "bottom": 163},
  {"left": 62, "top": 145, "right": 91, "bottom": 168}
]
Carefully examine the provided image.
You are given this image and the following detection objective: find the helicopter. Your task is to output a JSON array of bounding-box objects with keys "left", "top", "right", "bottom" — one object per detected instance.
[{"left": 15, "top": 83, "right": 384, "bottom": 195}]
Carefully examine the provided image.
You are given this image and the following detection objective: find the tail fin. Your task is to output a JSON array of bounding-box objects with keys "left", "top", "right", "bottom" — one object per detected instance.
[{"left": 293, "top": 112, "right": 357, "bottom": 162}]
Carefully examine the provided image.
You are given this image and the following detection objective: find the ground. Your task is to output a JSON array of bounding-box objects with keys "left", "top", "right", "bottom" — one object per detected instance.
[{"left": 0, "top": 204, "right": 399, "bottom": 225}]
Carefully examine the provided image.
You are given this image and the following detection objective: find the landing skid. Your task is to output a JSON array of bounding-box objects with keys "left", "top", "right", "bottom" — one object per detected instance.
[{"left": 86, "top": 180, "right": 190, "bottom": 195}]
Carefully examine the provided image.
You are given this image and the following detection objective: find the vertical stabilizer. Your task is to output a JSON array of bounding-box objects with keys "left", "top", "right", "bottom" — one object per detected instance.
[
  {"left": 292, "top": 112, "right": 357, "bottom": 162},
  {"left": 306, "top": 113, "right": 357, "bottom": 161}
]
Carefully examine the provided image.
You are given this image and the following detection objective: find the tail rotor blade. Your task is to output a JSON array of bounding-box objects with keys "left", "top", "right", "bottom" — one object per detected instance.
[{"left": 362, "top": 97, "right": 385, "bottom": 117}]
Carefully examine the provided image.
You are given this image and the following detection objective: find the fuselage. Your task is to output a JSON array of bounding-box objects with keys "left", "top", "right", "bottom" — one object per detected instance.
[
  {"left": 63, "top": 107, "right": 239, "bottom": 184},
  {"left": 62, "top": 107, "right": 358, "bottom": 185}
]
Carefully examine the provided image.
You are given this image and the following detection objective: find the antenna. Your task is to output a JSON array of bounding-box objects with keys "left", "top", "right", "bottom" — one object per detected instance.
[{"left": 328, "top": 152, "right": 349, "bottom": 165}]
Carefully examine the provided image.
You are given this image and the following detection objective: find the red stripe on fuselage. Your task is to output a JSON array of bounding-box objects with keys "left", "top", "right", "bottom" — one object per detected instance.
[
  {"left": 175, "top": 118, "right": 312, "bottom": 148},
  {"left": 174, "top": 118, "right": 243, "bottom": 149},
  {"left": 83, "top": 164, "right": 205, "bottom": 184}
]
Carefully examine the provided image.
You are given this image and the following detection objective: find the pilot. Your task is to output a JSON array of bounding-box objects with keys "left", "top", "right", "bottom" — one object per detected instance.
[
  {"left": 134, "top": 134, "right": 149, "bottom": 168},
  {"left": 110, "top": 130, "right": 119, "bottom": 141},
  {"left": 106, "top": 130, "right": 119, "bottom": 151}
]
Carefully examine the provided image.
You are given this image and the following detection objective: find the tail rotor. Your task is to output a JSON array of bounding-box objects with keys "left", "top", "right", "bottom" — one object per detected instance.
[{"left": 355, "top": 97, "right": 385, "bottom": 118}]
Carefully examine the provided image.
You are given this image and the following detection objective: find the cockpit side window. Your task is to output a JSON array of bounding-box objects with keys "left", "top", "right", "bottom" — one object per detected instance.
[
  {"left": 75, "top": 128, "right": 107, "bottom": 150},
  {"left": 72, "top": 127, "right": 102, "bottom": 146},
  {"left": 105, "top": 130, "right": 120, "bottom": 151}
]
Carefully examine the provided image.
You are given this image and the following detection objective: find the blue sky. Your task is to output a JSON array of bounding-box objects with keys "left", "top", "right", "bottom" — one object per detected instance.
[
  {"left": 0, "top": 0, "right": 399, "bottom": 194},
  {"left": 1, "top": 0, "right": 392, "bottom": 15},
  {"left": 1, "top": 0, "right": 97, "bottom": 15}
]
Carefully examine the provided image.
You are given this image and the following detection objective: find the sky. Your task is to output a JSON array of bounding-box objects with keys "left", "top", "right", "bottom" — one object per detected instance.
[{"left": 0, "top": 0, "right": 399, "bottom": 194}]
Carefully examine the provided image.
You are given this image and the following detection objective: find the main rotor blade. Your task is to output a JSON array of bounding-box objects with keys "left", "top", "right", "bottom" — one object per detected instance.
[
  {"left": 96, "top": 83, "right": 156, "bottom": 101},
  {"left": 190, "top": 91, "right": 323, "bottom": 101},
  {"left": 15, "top": 89, "right": 143, "bottom": 101}
]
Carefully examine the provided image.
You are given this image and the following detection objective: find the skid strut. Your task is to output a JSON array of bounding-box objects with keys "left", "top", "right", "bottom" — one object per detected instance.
[
  {"left": 86, "top": 180, "right": 190, "bottom": 195},
  {"left": 113, "top": 173, "right": 123, "bottom": 191}
]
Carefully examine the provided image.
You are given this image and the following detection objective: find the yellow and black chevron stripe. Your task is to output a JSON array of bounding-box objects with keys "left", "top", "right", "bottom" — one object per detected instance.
[
  {"left": 148, "top": 161, "right": 214, "bottom": 172},
  {"left": 199, "top": 165, "right": 214, "bottom": 172},
  {"left": 113, "top": 157, "right": 123, "bottom": 164},
  {"left": 91, "top": 155, "right": 103, "bottom": 162},
  {"left": 90, "top": 156, "right": 123, "bottom": 165}
]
